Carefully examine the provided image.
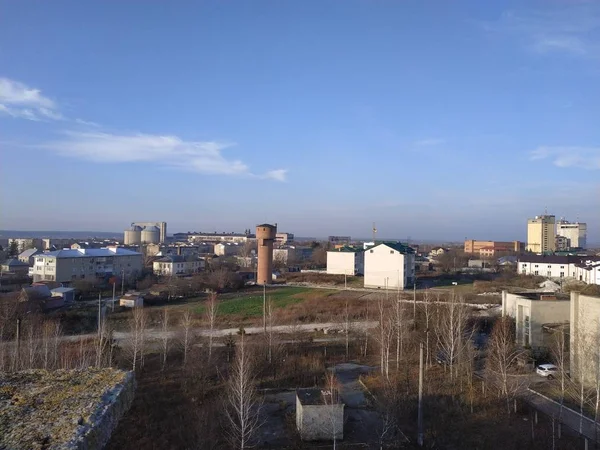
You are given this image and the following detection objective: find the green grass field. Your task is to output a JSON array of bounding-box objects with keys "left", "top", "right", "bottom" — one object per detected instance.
[{"left": 194, "top": 287, "right": 318, "bottom": 317}]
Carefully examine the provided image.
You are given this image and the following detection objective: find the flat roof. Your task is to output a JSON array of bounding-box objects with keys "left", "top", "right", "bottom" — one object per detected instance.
[{"left": 296, "top": 388, "right": 340, "bottom": 405}]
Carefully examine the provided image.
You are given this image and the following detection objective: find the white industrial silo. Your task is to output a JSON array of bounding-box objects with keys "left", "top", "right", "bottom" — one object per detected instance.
[
  {"left": 141, "top": 225, "right": 160, "bottom": 244},
  {"left": 124, "top": 225, "right": 142, "bottom": 245}
]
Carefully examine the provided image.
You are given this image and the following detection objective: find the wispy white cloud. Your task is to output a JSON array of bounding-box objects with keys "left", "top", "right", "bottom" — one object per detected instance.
[
  {"left": 41, "top": 131, "right": 287, "bottom": 180},
  {"left": 480, "top": 5, "right": 600, "bottom": 57},
  {"left": 414, "top": 138, "right": 445, "bottom": 147},
  {"left": 530, "top": 146, "right": 600, "bottom": 169},
  {"left": 0, "top": 77, "right": 64, "bottom": 121}
]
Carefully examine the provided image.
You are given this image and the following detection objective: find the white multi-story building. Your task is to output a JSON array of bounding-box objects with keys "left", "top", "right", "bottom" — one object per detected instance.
[
  {"left": 557, "top": 220, "right": 587, "bottom": 249},
  {"left": 31, "top": 247, "right": 142, "bottom": 283},
  {"left": 275, "top": 233, "right": 294, "bottom": 245},
  {"left": 364, "top": 242, "right": 415, "bottom": 290},
  {"left": 326, "top": 247, "right": 364, "bottom": 275},
  {"left": 214, "top": 242, "right": 242, "bottom": 257},
  {"left": 518, "top": 255, "right": 582, "bottom": 279},
  {"left": 574, "top": 260, "right": 600, "bottom": 285},
  {"left": 152, "top": 255, "right": 204, "bottom": 277}
]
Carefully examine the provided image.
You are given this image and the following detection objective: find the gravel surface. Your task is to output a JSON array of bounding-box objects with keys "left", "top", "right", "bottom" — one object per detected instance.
[{"left": 0, "top": 369, "right": 132, "bottom": 450}]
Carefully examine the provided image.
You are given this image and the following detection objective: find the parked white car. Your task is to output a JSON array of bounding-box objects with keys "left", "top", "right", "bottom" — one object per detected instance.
[{"left": 536, "top": 364, "right": 558, "bottom": 379}]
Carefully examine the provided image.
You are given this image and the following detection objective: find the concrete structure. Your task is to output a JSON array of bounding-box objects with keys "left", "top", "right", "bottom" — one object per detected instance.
[
  {"left": 276, "top": 232, "right": 294, "bottom": 245},
  {"left": 464, "top": 240, "right": 524, "bottom": 256},
  {"left": 123, "top": 225, "right": 142, "bottom": 245},
  {"left": 214, "top": 242, "right": 242, "bottom": 257},
  {"left": 18, "top": 248, "right": 42, "bottom": 265},
  {"left": 130, "top": 221, "right": 167, "bottom": 243},
  {"left": 328, "top": 236, "right": 351, "bottom": 245},
  {"left": 502, "top": 291, "right": 570, "bottom": 350},
  {"left": 557, "top": 220, "right": 587, "bottom": 249},
  {"left": 296, "top": 388, "right": 344, "bottom": 442},
  {"left": 51, "top": 287, "right": 76, "bottom": 304},
  {"left": 518, "top": 254, "right": 600, "bottom": 279},
  {"left": 364, "top": 242, "right": 415, "bottom": 290},
  {"left": 570, "top": 292, "right": 600, "bottom": 386},
  {"left": 120, "top": 292, "right": 144, "bottom": 308},
  {"left": 326, "top": 247, "right": 364, "bottom": 275},
  {"left": 1, "top": 259, "right": 30, "bottom": 275},
  {"left": 527, "top": 215, "right": 556, "bottom": 253},
  {"left": 256, "top": 224, "right": 277, "bottom": 285},
  {"left": 152, "top": 255, "right": 204, "bottom": 276},
  {"left": 140, "top": 225, "right": 160, "bottom": 244},
  {"left": 31, "top": 247, "right": 143, "bottom": 284}
]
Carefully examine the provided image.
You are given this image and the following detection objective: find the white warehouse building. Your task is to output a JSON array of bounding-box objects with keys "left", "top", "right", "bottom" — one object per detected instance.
[
  {"left": 326, "top": 247, "right": 364, "bottom": 275},
  {"left": 364, "top": 242, "right": 415, "bottom": 290}
]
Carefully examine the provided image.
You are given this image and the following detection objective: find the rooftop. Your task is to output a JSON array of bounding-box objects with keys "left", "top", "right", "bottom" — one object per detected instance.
[
  {"left": 36, "top": 247, "right": 141, "bottom": 258},
  {"left": 296, "top": 388, "right": 339, "bottom": 406},
  {"left": 2, "top": 258, "right": 29, "bottom": 267},
  {"left": 377, "top": 242, "right": 416, "bottom": 254},
  {"left": 513, "top": 292, "right": 569, "bottom": 301}
]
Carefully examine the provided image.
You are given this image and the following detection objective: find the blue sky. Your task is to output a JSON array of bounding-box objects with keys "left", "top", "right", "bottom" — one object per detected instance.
[{"left": 1, "top": 1, "right": 599, "bottom": 243}]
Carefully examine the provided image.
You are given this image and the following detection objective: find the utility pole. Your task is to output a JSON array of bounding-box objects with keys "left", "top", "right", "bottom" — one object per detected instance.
[
  {"left": 121, "top": 269, "right": 125, "bottom": 296},
  {"left": 112, "top": 281, "right": 116, "bottom": 312},
  {"left": 413, "top": 282, "right": 417, "bottom": 322},
  {"left": 15, "top": 318, "right": 21, "bottom": 369},
  {"left": 418, "top": 342, "right": 424, "bottom": 446},
  {"left": 97, "top": 292, "right": 102, "bottom": 336},
  {"left": 344, "top": 271, "right": 347, "bottom": 290}
]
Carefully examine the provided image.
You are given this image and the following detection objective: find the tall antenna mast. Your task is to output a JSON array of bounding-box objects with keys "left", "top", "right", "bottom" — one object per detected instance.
[{"left": 372, "top": 222, "right": 377, "bottom": 243}]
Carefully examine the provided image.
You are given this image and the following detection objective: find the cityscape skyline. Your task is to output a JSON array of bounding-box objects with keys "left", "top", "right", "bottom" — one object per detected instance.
[{"left": 1, "top": 1, "right": 599, "bottom": 241}]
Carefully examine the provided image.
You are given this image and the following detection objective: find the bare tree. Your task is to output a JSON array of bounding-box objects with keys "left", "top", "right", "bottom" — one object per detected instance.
[
  {"left": 265, "top": 297, "right": 276, "bottom": 364},
  {"left": 395, "top": 289, "right": 408, "bottom": 371},
  {"left": 126, "top": 306, "right": 146, "bottom": 371},
  {"left": 551, "top": 327, "right": 569, "bottom": 423},
  {"left": 95, "top": 315, "right": 111, "bottom": 369},
  {"left": 486, "top": 316, "right": 526, "bottom": 414},
  {"left": 344, "top": 299, "right": 350, "bottom": 361},
  {"left": 206, "top": 292, "right": 218, "bottom": 360},
  {"left": 435, "top": 293, "right": 470, "bottom": 380},
  {"left": 160, "top": 308, "right": 170, "bottom": 370},
  {"left": 180, "top": 308, "right": 194, "bottom": 367},
  {"left": 225, "top": 333, "right": 262, "bottom": 449},
  {"left": 321, "top": 371, "right": 344, "bottom": 450}
]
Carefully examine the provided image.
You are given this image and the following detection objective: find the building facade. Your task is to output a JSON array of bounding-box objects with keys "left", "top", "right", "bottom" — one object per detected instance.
[
  {"left": 574, "top": 261, "right": 600, "bottom": 285},
  {"left": 364, "top": 242, "right": 415, "bottom": 290},
  {"left": 570, "top": 292, "right": 600, "bottom": 386},
  {"left": 518, "top": 254, "right": 600, "bottom": 279},
  {"left": 213, "top": 242, "right": 242, "bottom": 257},
  {"left": 326, "top": 248, "right": 364, "bottom": 275},
  {"left": 152, "top": 255, "right": 203, "bottom": 277},
  {"left": 526, "top": 215, "right": 556, "bottom": 253},
  {"left": 296, "top": 389, "right": 344, "bottom": 442},
  {"left": 557, "top": 220, "right": 587, "bottom": 249},
  {"left": 273, "top": 247, "right": 296, "bottom": 265},
  {"left": 464, "top": 240, "right": 524, "bottom": 256},
  {"left": 188, "top": 231, "right": 255, "bottom": 244},
  {"left": 31, "top": 247, "right": 143, "bottom": 284},
  {"left": 275, "top": 232, "right": 294, "bottom": 245}
]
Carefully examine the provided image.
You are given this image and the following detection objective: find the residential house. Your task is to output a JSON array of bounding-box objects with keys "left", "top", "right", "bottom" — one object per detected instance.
[
  {"left": 152, "top": 255, "right": 204, "bottom": 277},
  {"left": 1, "top": 259, "right": 30, "bottom": 276},
  {"left": 214, "top": 242, "right": 242, "bottom": 257},
  {"left": 18, "top": 248, "right": 42, "bottom": 266},
  {"left": 364, "top": 242, "right": 416, "bottom": 290}
]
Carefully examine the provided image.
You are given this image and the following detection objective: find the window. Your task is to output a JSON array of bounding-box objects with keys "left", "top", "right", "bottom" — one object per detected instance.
[
  {"left": 390, "top": 250, "right": 394, "bottom": 254},
  {"left": 534, "top": 271, "right": 539, "bottom": 275},
  {"left": 547, "top": 271, "right": 552, "bottom": 277},
  {"left": 560, "top": 266, "right": 565, "bottom": 269},
  {"left": 548, "top": 265, "right": 552, "bottom": 268},
  {"left": 560, "top": 272, "right": 564, "bottom": 278},
  {"left": 534, "top": 264, "right": 539, "bottom": 268},
  {"left": 370, "top": 250, "right": 374, "bottom": 253},
  {"left": 524, "top": 315, "right": 530, "bottom": 346}
]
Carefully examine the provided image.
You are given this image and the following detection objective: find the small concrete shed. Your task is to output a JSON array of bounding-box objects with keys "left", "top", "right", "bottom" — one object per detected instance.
[{"left": 296, "top": 388, "right": 344, "bottom": 441}]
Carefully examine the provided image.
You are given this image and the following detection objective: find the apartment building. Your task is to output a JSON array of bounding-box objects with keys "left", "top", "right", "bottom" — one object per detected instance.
[
  {"left": 275, "top": 233, "right": 294, "bottom": 245},
  {"left": 526, "top": 215, "right": 556, "bottom": 253},
  {"left": 326, "top": 247, "right": 364, "bottom": 276},
  {"left": 557, "top": 220, "right": 587, "bottom": 249},
  {"left": 518, "top": 254, "right": 600, "bottom": 280},
  {"left": 152, "top": 255, "right": 204, "bottom": 277},
  {"left": 8, "top": 238, "right": 43, "bottom": 253},
  {"left": 31, "top": 247, "right": 142, "bottom": 283},
  {"left": 464, "top": 240, "right": 524, "bottom": 256},
  {"left": 364, "top": 242, "right": 415, "bottom": 290}
]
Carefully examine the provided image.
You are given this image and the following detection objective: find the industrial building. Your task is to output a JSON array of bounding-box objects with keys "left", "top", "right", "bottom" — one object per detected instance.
[
  {"left": 257, "top": 224, "right": 277, "bottom": 285},
  {"left": 526, "top": 214, "right": 556, "bottom": 253},
  {"left": 464, "top": 240, "right": 524, "bottom": 256},
  {"left": 556, "top": 220, "right": 587, "bottom": 249},
  {"left": 570, "top": 292, "right": 600, "bottom": 386},
  {"left": 364, "top": 242, "right": 415, "bottom": 290},
  {"left": 31, "top": 247, "right": 143, "bottom": 284},
  {"left": 184, "top": 231, "right": 255, "bottom": 244},
  {"left": 123, "top": 222, "right": 167, "bottom": 244},
  {"left": 326, "top": 247, "right": 364, "bottom": 276},
  {"left": 501, "top": 291, "right": 569, "bottom": 350}
]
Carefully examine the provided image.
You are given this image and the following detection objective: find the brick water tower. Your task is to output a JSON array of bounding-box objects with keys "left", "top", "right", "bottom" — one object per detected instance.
[{"left": 256, "top": 223, "right": 277, "bottom": 285}]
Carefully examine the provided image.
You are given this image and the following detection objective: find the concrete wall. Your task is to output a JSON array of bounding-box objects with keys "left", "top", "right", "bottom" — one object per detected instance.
[
  {"left": 514, "top": 298, "right": 569, "bottom": 349},
  {"left": 570, "top": 292, "right": 600, "bottom": 386},
  {"left": 296, "top": 397, "right": 344, "bottom": 441}
]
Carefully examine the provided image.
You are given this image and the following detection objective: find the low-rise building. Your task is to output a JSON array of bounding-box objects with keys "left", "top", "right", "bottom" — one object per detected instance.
[
  {"left": 8, "top": 238, "right": 43, "bottom": 253},
  {"left": 428, "top": 247, "right": 448, "bottom": 258},
  {"left": 152, "top": 255, "right": 204, "bottom": 277},
  {"left": 502, "top": 291, "right": 570, "bottom": 350},
  {"left": 273, "top": 247, "right": 296, "bottom": 266},
  {"left": 276, "top": 232, "right": 294, "bottom": 245},
  {"left": 120, "top": 292, "right": 144, "bottom": 308},
  {"left": 296, "top": 388, "right": 344, "bottom": 442},
  {"left": 1, "top": 259, "right": 30, "bottom": 276},
  {"left": 31, "top": 247, "right": 143, "bottom": 284},
  {"left": 518, "top": 254, "right": 595, "bottom": 279},
  {"left": 18, "top": 248, "right": 43, "bottom": 265},
  {"left": 464, "top": 239, "right": 524, "bottom": 256},
  {"left": 326, "top": 247, "right": 364, "bottom": 275},
  {"left": 188, "top": 231, "right": 255, "bottom": 244},
  {"left": 574, "top": 260, "right": 600, "bottom": 285},
  {"left": 214, "top": 242, "right": 242, "bottom": 257},
  {"left": 364, "top": 242, "right": 415, "bottom": 290}
]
